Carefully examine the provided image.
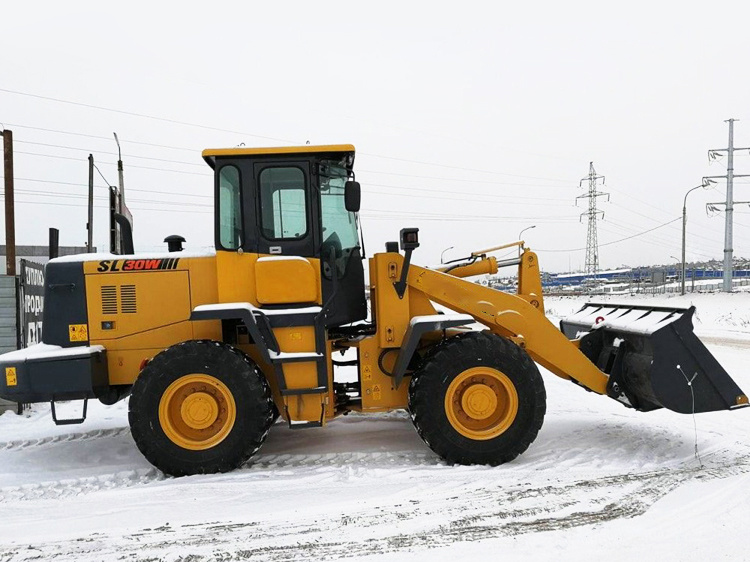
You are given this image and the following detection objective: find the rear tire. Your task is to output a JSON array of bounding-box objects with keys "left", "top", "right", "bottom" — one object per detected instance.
[
  {"left": 408, "top": 331, "right": 546, "bottom": 465},
  {"left": 128, "top": 340, "right": 274, "bottom": 476}
]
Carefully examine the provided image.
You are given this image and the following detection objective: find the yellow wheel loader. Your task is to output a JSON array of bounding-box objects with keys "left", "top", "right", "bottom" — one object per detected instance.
[{"left": 0, "top": 144, "right": 746, "bottom": 476}]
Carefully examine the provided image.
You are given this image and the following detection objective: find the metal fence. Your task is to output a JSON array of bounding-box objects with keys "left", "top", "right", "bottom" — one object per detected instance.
[
  {"left": 0, "top": 275, "right": 18, "bottom": 414},
  {"left": 0, "top": 260, "right": 45, "bottom": 414}
]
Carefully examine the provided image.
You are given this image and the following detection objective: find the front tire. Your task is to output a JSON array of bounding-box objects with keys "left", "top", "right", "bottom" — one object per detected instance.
[
  {"left": 128, "top": 340, "right": 274, "bottom": 476},
  {"left": 408, "top": 331, "right": 546, "bottom": 465}
]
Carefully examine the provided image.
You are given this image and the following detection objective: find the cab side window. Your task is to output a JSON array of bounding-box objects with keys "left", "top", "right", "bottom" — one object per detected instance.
[
  {"left": 218, "top": 165, "right": 242, "bottom": 250},
  {"left": 259, "top": 167, "right": 307, "bottom": 240}
]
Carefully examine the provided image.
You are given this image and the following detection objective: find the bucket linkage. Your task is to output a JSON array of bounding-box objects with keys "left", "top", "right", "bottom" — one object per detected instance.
[{"left": 561, "top": 303, "right": 748, "bottom": 414}]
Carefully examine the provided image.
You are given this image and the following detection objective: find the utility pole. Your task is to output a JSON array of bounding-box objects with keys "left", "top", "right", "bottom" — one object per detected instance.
[
  {"left": 2, "top": 129, "right": 16, "bottom": 276},
  {"left": 576, "top": 162, "right": 609, "bottom": 286},
  {"left": 681, "top": 182, "right": 711, "bottom": 296},
  {"left": 87, "top": 154, "right": 94, "bottom": 252},
  {"left": 113, "top": 132, "right": 125, "bottom": 210},
  {"left": 704, "top": 119, "right": 750, "bottom": 292}
]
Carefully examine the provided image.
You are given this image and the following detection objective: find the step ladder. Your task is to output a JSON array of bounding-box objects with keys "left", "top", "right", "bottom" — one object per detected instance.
[{"left": 254, "top": 306, "right": 328, "bottom": 429}]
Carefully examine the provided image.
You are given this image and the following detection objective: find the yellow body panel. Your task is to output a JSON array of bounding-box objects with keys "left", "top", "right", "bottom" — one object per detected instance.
[
  {"left": 216, "top": 252, "right": 258, "bottom": 304},
  {"left": 358, "top": 336, "right": 409, "bottom": 411},
  {"left": 256, "top": 258, "right": 320, "bottom": 305},
  {"left": 85, "top": 271, "right": 191, "bottom": 340},
  {"left": 84, "top": 255, "right": 221, "bottom": 386},
  {"left": 370, "top": 253, "right": 436, "bottom": 349},
  {"left": 215, "top": 252, "right": 322, "bottom": 306}
]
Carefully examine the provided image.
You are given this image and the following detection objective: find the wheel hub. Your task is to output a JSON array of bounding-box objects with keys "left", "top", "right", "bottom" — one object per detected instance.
[
  {"left": 158, "top": 374, "right": 236, "bottom": 450},
  {"left": 444, "top": 367, "right": 519, "bottom": 440},
  {"left": 461, "top": 384, "right": 498, "bottom": 420},
  {"left": 181, "top": 392, "right": 219, "bottom": 430}
]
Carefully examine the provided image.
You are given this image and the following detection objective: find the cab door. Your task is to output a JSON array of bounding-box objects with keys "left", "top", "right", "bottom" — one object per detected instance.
[{"left": 253, "top": 162, "right": 318, "bottom": 258}]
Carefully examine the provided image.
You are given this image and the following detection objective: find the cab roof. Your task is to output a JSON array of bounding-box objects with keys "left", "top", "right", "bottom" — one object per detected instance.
[{"left": 202, "top": 144, "right": 355, "bottom": 169}]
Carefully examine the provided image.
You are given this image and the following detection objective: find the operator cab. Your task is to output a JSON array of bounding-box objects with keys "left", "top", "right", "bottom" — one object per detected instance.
[{"left": 202, "top": 145, "right": 367, "bottom": 327}]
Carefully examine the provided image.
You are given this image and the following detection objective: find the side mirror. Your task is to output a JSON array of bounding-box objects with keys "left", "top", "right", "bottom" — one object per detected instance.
[{"left": 344, "top": 180, "right": 361, "bottom": 213}]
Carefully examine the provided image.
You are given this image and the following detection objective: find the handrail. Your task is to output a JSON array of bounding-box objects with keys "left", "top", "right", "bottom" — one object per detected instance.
[{"left": 471, "top": 240, "right": 524, "bottom": 256}]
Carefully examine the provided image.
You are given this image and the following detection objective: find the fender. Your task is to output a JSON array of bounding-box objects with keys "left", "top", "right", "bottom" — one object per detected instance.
[
  {"left": 391, "top": 313, "right": 475, "bottom": 388},
  {"left": 191, "top": 302, "right": 278, "bottom": 364}
]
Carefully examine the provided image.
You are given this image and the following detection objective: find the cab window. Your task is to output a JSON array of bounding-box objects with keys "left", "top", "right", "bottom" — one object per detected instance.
[
  {"left": 218, "top": 165, "right": 242, "bottom": 250},
  {"left": 259, "top": 167, "right": 307, "bottom": 240}
]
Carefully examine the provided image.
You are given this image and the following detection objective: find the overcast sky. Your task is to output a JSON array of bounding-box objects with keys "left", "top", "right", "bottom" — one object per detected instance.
[{"left": 2, "top": 1, "right": 750, "bottom": 273}]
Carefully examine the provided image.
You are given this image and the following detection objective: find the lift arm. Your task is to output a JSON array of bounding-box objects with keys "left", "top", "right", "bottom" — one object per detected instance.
[{"left": 405, "top": 256, "right": 609, "bottom": 395}]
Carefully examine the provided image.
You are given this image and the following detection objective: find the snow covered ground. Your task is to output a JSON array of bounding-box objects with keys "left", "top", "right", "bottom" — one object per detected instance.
[{"left": 1, "top": 293, "right": 749, "bottom": 561}]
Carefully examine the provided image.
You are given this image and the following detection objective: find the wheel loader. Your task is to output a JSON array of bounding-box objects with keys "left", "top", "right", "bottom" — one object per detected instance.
[{"left": 0, "top": 144, "right": 747, "bottom": 476}]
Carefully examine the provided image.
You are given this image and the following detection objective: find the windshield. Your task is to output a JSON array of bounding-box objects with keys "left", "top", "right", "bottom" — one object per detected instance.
[{"left": 319, "top": 162, "right": 361, "bottom": 277}]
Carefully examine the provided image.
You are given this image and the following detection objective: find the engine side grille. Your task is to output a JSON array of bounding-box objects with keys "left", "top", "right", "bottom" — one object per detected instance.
[
  {"left": 120, "top": 285, "right": 137, "bottom": 314},
  {"left": 101, "top": 286, "right": 118, "bottom": 315}
]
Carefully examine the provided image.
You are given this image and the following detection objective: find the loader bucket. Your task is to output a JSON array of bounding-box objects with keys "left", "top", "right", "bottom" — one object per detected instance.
[{"left": 560, "top": 302, "right": 748, "bottom": 414}]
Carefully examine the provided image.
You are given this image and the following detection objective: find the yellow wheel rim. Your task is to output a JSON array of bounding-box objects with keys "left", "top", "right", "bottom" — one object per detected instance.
[
  {"left": 444, "top": 366, "right": 518, "bottom": 440},
  {"left": 158, "top": 374, "right": 236, "bottom": 450}
]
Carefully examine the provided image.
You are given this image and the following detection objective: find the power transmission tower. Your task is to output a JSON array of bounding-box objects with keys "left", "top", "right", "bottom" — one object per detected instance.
[
  {"left": 576, "top": 162, "right": 609, "bottom": 285},
  {"left": 703, "top": 119, "right": 750, "bottom": 292}
]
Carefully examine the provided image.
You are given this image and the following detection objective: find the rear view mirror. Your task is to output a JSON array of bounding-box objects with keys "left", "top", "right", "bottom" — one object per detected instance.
[{"left": 344, "top": 181, "right": 361, "bottom": 213}]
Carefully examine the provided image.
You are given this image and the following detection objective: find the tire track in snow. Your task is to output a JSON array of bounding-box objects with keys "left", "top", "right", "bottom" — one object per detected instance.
[
  {"left": 0, "top": 427, "right": 130, "bottom": 452},
  {"left": 3, "top": 452, "right": 749, "bottom": 561},
  {"left": 0, "top": 468, "right": 166, "bottom": 502},
  {"left": 0, "top": 448, "right": 439, "bottom": 503}
]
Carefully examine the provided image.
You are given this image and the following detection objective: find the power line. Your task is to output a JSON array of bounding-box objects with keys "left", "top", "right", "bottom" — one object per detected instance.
[
  {"left": 599, "top": 222, "right": 718, "bottom": 260},
  {"left": 93, "top": 162, "right": 112, "bottom": 186},
  {"left": 358, "top": 152, "right": 572, "bottom": 182},
  {"left": 0, "top": 87, "right": 295, "bottom": 144},
  {"left": 10, "top": 150, "right": 575, "bottom": 205},
  {"left": 14, "top": 140, "right": 205, "bottom": 167},
  {"left": 10, "top": 177, "right": 213, "bottom": 199},
  {"left": 14, "top": 151, "right": 211, "bottom": 176},
  {"left": 4, "top": 122, "right": 198, "bottom": 153},
  {"left": 358, "top": 168, "right": 571, "bottom": 187},
  {"left": 537, "top": 217, "right": 681, "bottom": 253},
  {"left": 1, "top": 92, "right": 574, "bottom": 181}
]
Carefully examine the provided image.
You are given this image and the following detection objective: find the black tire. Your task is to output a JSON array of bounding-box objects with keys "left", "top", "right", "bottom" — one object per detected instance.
[
  {"left": 408, "top": 331, "right": 546, "bottom": 465},
  {"left": 128, "top": 340, "right": 274, "bottom": 476}
]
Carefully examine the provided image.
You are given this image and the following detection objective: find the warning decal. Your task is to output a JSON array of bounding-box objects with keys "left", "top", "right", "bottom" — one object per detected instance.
[{"left": 69, "top": 324, "right": 89, "bottom": 342}]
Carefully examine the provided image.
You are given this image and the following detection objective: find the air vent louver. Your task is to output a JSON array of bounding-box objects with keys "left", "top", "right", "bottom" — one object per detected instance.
[
  {"left": 101, "top": 286, "right": 118, "bottom": 315},
  {"left": 120, "top": 285, "right": 137, "bottom": 314}
]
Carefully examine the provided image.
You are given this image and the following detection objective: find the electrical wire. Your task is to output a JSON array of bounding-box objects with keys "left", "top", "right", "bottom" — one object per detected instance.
[
  {"left": 10, "top": 151, "right": 574, "bottom": 205},
  {"left": 0, "top": 90, "right": 575, "bottom": 181},
  {"left": 536, "top": 217, "right": 681, "bottom": 253},
  {"left": 14, "top": 140, "right": 205, "bottom": 167},
  {"left": 3, "top": 122, "right": 198, "bottom": 153},
  {"left": 93, "top": 163, "right": 112, "bottom": 187},
  {"left": 0, "top": 87, "right": 295, "bottom": 144}
]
